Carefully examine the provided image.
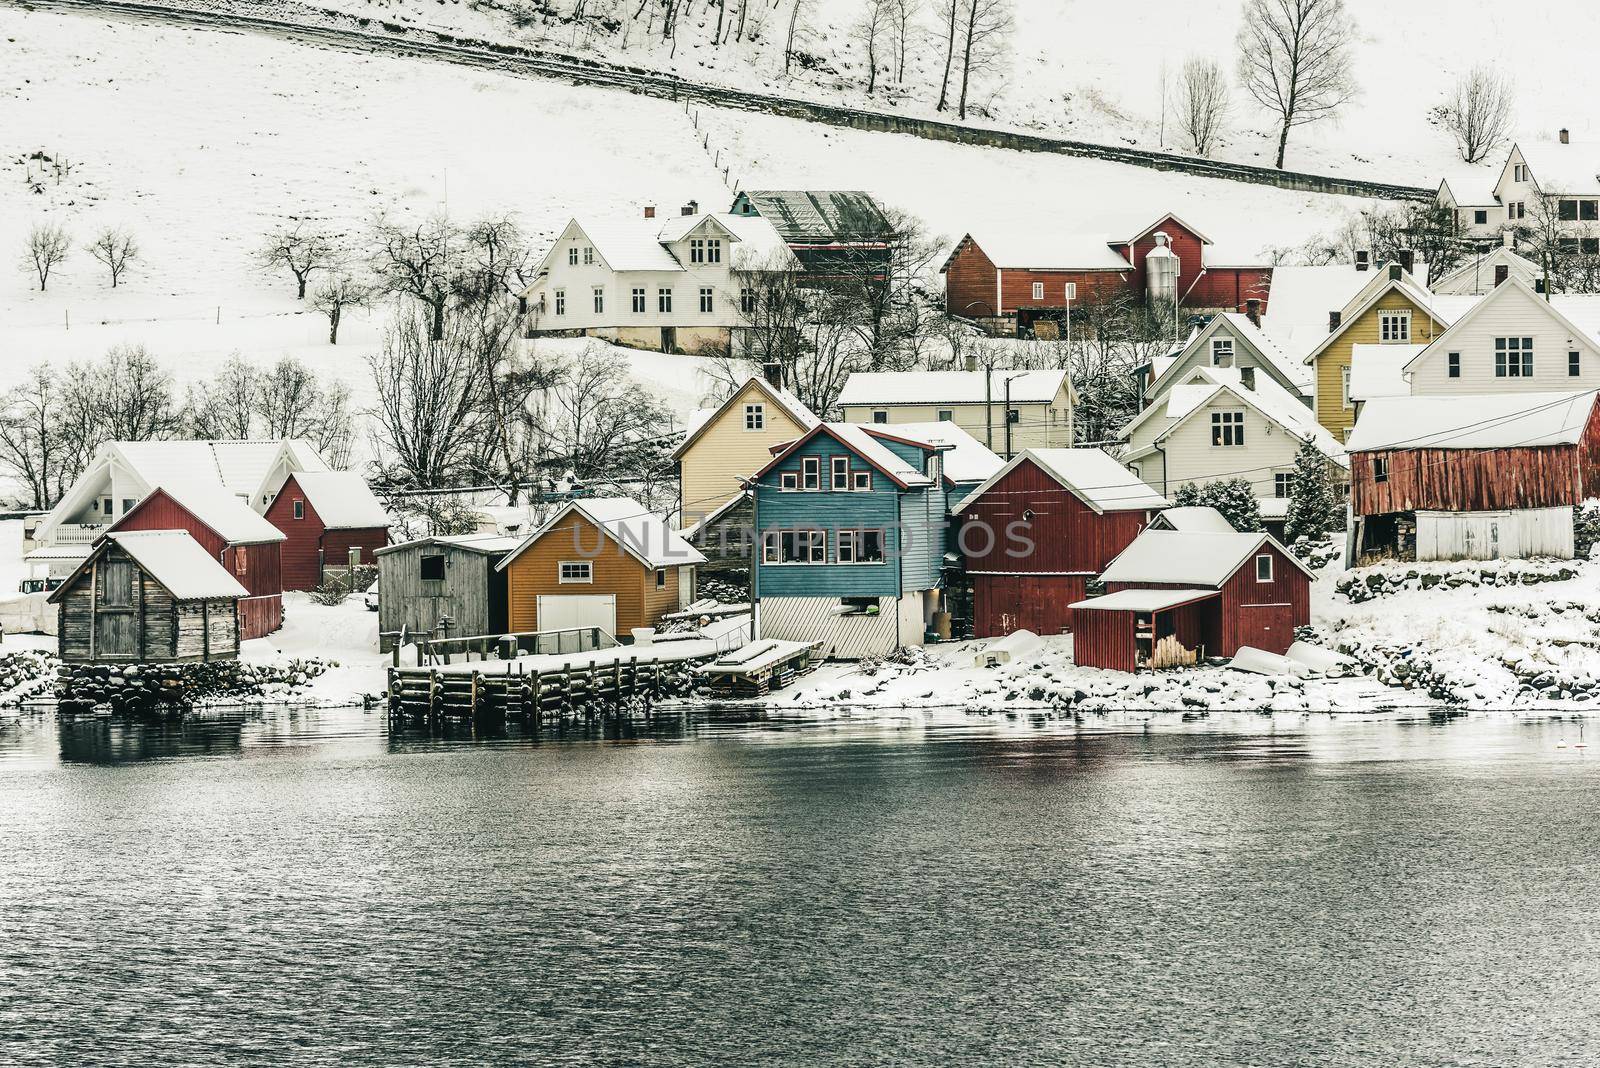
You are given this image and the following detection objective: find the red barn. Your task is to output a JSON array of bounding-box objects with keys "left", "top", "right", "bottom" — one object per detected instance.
[
  {"left": 955, "top": 448, "right": 1170, "bottom": 637},
  {"left": 939, "top": 213, "right": 1273, "bottom": 333},
  {"left": 1071, "top": 530, "right": 1313, "bottom": 672},
  {"left": 108, "top": 483, "right": 287, "bottom": 640},
  {"left": 265, "top": 472, "right": 391, "bottom": 590}
]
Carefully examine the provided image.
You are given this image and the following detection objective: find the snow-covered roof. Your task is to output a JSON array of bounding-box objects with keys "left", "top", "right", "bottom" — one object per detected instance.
[
  {"left": 671, "top": 376, "right": 820, "bottom": 460},
  {"left": 374, "top": 533, "right": 522, "bottom": 557},
  {"left": 1256, "top": 496, "right": 1291, "bottom": 520},
  {"left": 498, "top": 496, "right": 707, "bottom": 572},
  {"left": 287, "top": 471, "right": 391, "bottom": 530},
  {"left": 1152, "top": 506, "right": 1234, "bottom": 533},
  {"left": 1518, "top": 139, "right": 1600, "bottom": 194},
  {"left": 1123, "top": 367, "right": 1346, "bottom": 467},
  {"left": 1071, "top": 588, "right": 1218, "bottom": 612},
  {"left": 1344, "top": 391, "right": 1600, "bottom": 452},
  {"left": 1347, "top": 344, "right": 1425, "bottom": 402},
  {"left": 1427, "top": 247, "right": 1542, "bottom": 295},
  {"left": 878, "top": 421, "right": 1002, "bottom": 484},
  {"left": 548, "top": 213, "right": 798, "bottom": 276},
  {"left": 575, "top": 218, "right": 684, "bottom": 272},
  {"left": 1403, "top": 282, "right": 1600, "bottom": 378},
  {"left": 831, "top": 424, "right": 934, "bottom": 486},
  {"left": 1099, "top": 530, "right": 1312, "bottom": 587},
  {"left": 835, "top": 369, "right": 1070, "bottom": 407},
  {"left": 1257, "top": 264, "right": 1373, "bottom": 355},
  {"left": 948, "top": 210, "right": 1237, "bottom": 273},
  {"left": 1301, "top": 277, "right": 1479, "bottom": 366},
  {"left": 130, "top": 483, "right": 286, "bottom": 544},
  {"left": 24, "top": 544, "right": 90, "bottom": 562},
  {"left": 954, "top": 447, "right": 1169, "bottom": 515},
  {"left": 113, "top": 439, "right": 327, "bottom": 500},
  {"left": 1212, "top": 312, "right": 1312, "bottom": 390},
  {"left": 102, "top": 530, "right": 248, "bottom": 601}
]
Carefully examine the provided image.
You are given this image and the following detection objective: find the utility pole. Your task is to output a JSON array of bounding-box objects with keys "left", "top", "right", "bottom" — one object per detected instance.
[{"left": 1003, "top": 374, "right": 1013, "bottom": 459}]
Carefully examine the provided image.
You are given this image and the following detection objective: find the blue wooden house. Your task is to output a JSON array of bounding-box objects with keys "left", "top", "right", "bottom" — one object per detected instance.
[{"left": 748, "top": 422, "right": 951, "bottom": 658}]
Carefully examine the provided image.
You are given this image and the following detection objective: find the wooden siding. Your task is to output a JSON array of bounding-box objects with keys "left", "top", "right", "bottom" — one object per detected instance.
[
  {"left": 1070, "top": 606, "right": 1137, "bottom": 672},
  {"left": 1313, "top": 289, "right": 1450, "bottom": 441},
  {"left": 975, "top": 574, "right": 1084, "bottom": 637},
  {"left": 264, "top": 473, "right": 389, "bottom": 591},
  {"left": 1125, "top": 387, "right": 1316, "bottom": 500},
  {"left": 837, "top": 387, "right": 1074, "bottom": 456},
  {"left": 378, "top": 542, "right": 508, "bottom": 639},
  {"left": 56, "top": 543, "right": 239, "bottom": 664},
  {"left": 1103, "top": 541, "right": 1308, "bottom": 656},
  {"left": 1407, "top": 283, "right": 1600, "bottom": 394},
  {"left": 503, "top": 512, "right": 668, "bottom": 635},
  {"left": 1148, "top": 318, "right": 1308, "bottom": 402},
  {"left": 678, "top": 379, "right": 814, "bottom": 529},
  {"left": 1349, "top": 430, "right": 1600, "bottom": 517}
]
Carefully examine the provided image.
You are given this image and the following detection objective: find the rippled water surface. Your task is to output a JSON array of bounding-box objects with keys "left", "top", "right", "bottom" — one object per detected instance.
[{"left": 4, "top": 707, "right": 1600, "bottom": 1066}]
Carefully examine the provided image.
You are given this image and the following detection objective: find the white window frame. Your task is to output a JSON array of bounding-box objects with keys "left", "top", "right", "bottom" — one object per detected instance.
[
  {"left": 740, "top": 287, "right": 755, "bottom": 314},
  {"left": 1255, "top": 554, "right": 1273, "bottom": 583},
  {"left": 1373, "top": 457, "right": 1389, "bottom": 484},
  {"left": 872, "top": 410, "right": 888, "bottom": 424},
  {"left": 1572, "top": 350, "right": 1583, "bottom": 378},
  {"left": 689, "top": 238, "right": 705, "bottom": 264},
  {"left": 582, "top": 246, "right": 594, "bottom": 265},
  {"left": 707, "top": 238, "right": 722, "bottom": 264},
  {"left": 292, "top": 499, "right": 304, "bottom": 520},
  {"left": 1211, "top": 337, "right": 1234, "bottom": 365},
  {"left": 762, "top": 529, "right": 825, "bottom": 565},
  {"left": 1274, "top": 473, "right": 1293, "bottom": 499},
  {"left": 1378, "top": 310, "right": 1411, "bottom": 343},
  {"left": 593, "top": 286, "right": 604, "bottom": 314},
  {"left": 1031, "top": 281, "right": 1044, "bottom": 300},
  {"left": 568, "top": 247, "right": 579, "bottom": 266},
  {"left": 554, "top": 289, "right": 566, "bottom": 316},
  {"left": 744, "top": 403, "right": 765, "bottom": 431},
  {"left": 658, "top": 288, "right": 673, "bottom": 314},
  {"left": 699, "top": 287, "right": 714, "bottom": 313},
  {"left": 558, "top": 560, "right": 593, "bottom": 584},
  {"left": 631, "top": 287, "right": 646, "bottom": 313},
  {"left": 853, "top": 471, "right": 872, "bottom": 492},
  {"left": 1064, "top": 282, "right": 1077, "bottom": 300},
  {"left": 1341, "top": 366, "right": 1352, "bottom": 410},
  {"left": 1495, "top": 336, "right": 1533, "bottom": 378},
  {"left": 655, "top": 568, "right": 667, "bottom": 589},
  {"left": 780, "top": 472, "right": 798, "bottom": 491},
  {"left": 801, "top": 457, "right": 820, "bottom": 490},
  {"left": 831, "top": 456, "right": 850, "bottom": 490},
  {"left": 937, "top": 409, "right": 953, "bottom": 422},
  {"left": 836, "top": 528, "right": 886, "bottom": 565},
  {"left": 1447, "top": 351, "right": 1460, "bottom": 379},
  {"left": 1211, "top": 410, "right": 1245, "bottom": 447}
]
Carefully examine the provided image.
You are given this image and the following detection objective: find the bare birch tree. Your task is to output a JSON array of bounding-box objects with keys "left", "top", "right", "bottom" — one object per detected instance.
[
  {"left": 888, "top": 0, "right": 921, "bottom": 83},
  {"left": 257, "top": 220, "right": 334, "bottom": 299},
  {"left": 184, "top": 355, "right": 261, "bottom": 440},
  {"left": 85, "top": 227, "right": 139, "bottom": 288},
  {"left": 1174, "top": 55, "right": 1231, "bottom": 156},
  {"left": 23, "top": 222, "right": 70, "bottom": 292},
  {"left": 852, "top": 0, "right": 893, "bottom": 94},
  {"left": 956, "top": 0, "right": 1012, "bottom": 120},
  {"left": 1438, "top": 64, "right": 1514, "bottom": 164},
  {"left": 1236, "top": 0, "right": 1355, "bottom": 169},
  {"left": 783, "top": 0, "right": 812, "bottom": 73},
  {"left": 934, "top": 0, "right": 958, "bottom": 111}
]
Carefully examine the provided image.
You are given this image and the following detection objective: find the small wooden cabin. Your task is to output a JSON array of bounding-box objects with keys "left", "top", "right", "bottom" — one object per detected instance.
[
  {"left": 49, "top": 530, "right": 246, "bottom": 663},
  {"left": 1071, "top": 530, "right": 1312, "bottom": 671},
  {"left": 955, "top": 448, "right": 1169, "bottom": 638},
  {"left": 110, "top": 483, "right": 286, "bottom": 639},
  {"left": 499, "top": 498, "right": 706, "bottom": 639},
  {"left": 1346, "top": 391, "right": 1600, "bottom": 561},
  {"left": 372, "top": 534, "right": 520, "bottom": 648},
  {"left": 265, "top": 471, "right": 391, "bottom": 590}
]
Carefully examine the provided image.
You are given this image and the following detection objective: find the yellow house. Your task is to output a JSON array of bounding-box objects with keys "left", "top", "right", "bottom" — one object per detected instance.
[
  {"left": 672, "top": 375, "right": 818, "bottom": 526},
  {"left": 1302, "top": 270, "right": 1472, "bottom": 442}
]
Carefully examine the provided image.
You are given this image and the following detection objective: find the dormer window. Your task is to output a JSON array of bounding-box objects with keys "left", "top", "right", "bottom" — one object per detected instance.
[{"left": 1211, "top": 337, "right": 1234, "bottom": 365}]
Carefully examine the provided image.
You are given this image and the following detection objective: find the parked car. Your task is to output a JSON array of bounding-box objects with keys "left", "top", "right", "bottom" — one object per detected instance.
[{"left": 363, "top": 580, "right": 379, "bottom": 612}]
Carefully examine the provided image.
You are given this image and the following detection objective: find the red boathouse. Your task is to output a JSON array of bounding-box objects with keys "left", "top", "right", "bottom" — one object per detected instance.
[
  {"left": 108, "top": 483, "right": 288, "bottom": 640},
  {"left": 1071, "top": 530, "right": 1313, "bottom": 672},
  {"left": 265, "top": 471, "right": 391, "bottom": 591},
  {"left": 954, "top": 448, "right": 1169, "bottom": 637}
]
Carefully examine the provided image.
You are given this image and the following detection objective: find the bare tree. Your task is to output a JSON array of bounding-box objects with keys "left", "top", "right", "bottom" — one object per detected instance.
[
  {"left": 370, "top": 213, "right": 460, "bottom": 342},
  {"left": 0, "top": 365, "right": 65, "bottom": 509},
  {"left": 23, "top": 222, "right": 71, "bottom": 292},
  {"left": 184, "top": 354, "right": 261, "bottom": 440},
  {"left": 783, "top": 0, "right": 812, "bottom": 73},
  {"left": 956, "top": 0, "right": 1012, "bottom": 120},
  {"left": 934, "top": 0, "right": 959, "bottom": 110},
  {"left": 367, "top": 306, "right": 488, "bottom": 487},
  {"left": 1438, "top": 64, "right": 1514, "bottom": 164},
  {"left": 310, "top": 269, "right": 372, "bottom": 345},
  {"left": 851, "top": 0, "right": 892, "bottom": 94},
  {"left": 257, "top": 220, "right": 334, "bottom": 299},
  {"left": 888, "top": 0, "right": 921, "bottom": 83},
  {"left": 85, "top": 227, "right": 139, "bottom": 288},
  {"left": 1236, "top": 0, "right": 1355, "bottom": 169},
  {"left": 1174, "top": 55, "right": 1231, "bottom": 156},
  {"left": 457, "top": 213, "right": 532, "bottom": 317},
  {"left": 549, "top": 344, "right": 674, "bottom": 479},
  {"left": 94, "top": 344, "right": 180, "bottom": 441}
]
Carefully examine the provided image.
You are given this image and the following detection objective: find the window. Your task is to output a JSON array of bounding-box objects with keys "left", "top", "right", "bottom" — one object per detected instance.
[
  {"left": 1514, "top": 163, "right": 1528, "bottom": 182},
  {"left": 568, "top": 247, "right": 579, "bottom": 266},
  {"left": 655, "top": 568, "right": 667, "bottom": 589},
  {"left": 1031, "top": 282, "right": 1044, "bottom": 300},
  {"left": 1064, "top": 282, "right": 1077, "bottom": 300},
  {"left": 1585, "top": 201, "right": 1600, "bottom": 222},
  {"left": 292, "top": 499, "right": 304, "bottom": 520},
  {"left": 559, "top": 561, "right": 592, "bottom": 583},
  {"left": 554, "top": 289, "right": 566, "bottom": 316},
  {"left": 100, "top": 497, "right": 112, "bottom": 515},
  {"left": 1211, "top": 337, "right": 1234, "bottom": 365},
  {"left": 740, "top": 287, "right": 756, "bottom": 314},
  {"left": 1379, "top": 310, "right": 1410, "bottom": 342},
  {"left": 1560, "top": 199, "right": 1579, "bottom": 221},
  {"left": 1007, "top": 408, "right": 1020, "bottom": 424},
  {"left": 699, "top": 287, "right": 714, "bottom": 313},
  {"left": 836, "top": 529, "right": 885, "bottom": 564},
  {"left": 1560, "top": 237, "right": 1581, "bottom": 253},
  {"left": 744, "top": 403, "right": 765, "bottom": 430},
  {"left": 582, "top": 246, "right": 594, "bottom": 265},
  {"left": 1572, "top": 351, "right": 1583, "bottom": 377},
  {"left": 853, "top": 471, "right": 872, "bottom": 491},
  {"left": 1255, "top": 554, "right": 1273, "bottom": 582},
  {"left": 1510, "top": 201, "right": 1526, "bottom": 220},
  {"left": 1373, "top": 457, "right": 1389, "bottom": 484},
  {"left": 832, "top": 456, "right": 850, "bottom": 490},
  {"left": 1473, "top": 210, "right": 1488, "bottom": 225},
  {"left": 763, "top": 529, "right": 825, "bottom": 564},
  {"left": 593, "top": 287, "right": 605, "bottom": 314},
  {"left": 801, "top": 457, "right": 820, "bottom": 490},
  {"left": 1211, "top": 410, "right": 1245, "bottom": 447},
  {"left": 234, "top": 546, "right": 249, "bottom": 577},
  {"left": 1274, "top": 473, "right": 1294, "bottom": 499},
  {"left": 938, "top": 409, "right": 953, "bottom": 422},
  {"left": 1341, "top": 366, "right": 1352, "bottom": 410},
  {"left": 632, "top": 287, "right": 646, "bottom": 313},
  {"left": 872, "top": 410, "right": 888, "bottom": 424},
  {"left": 780, "top": 472, "right": 798, "bottom": 491},
  {"left": 121, "top": 499, "right": 134, "bottom": 514},
  {"left": 1495, "top": 336, "right": 1534, "bottom": 377},
  {"left": 420, "top": 554, "right": 446, "bottom": 581},
  {"left": 1585, "top": 238, "right": 1600, "bottom": 255},
  {"left": 689, "top": 238, "right": 706, "bottom": 264},
  {"left": 706, "top": 239, "right": 722, "bottom": 264},
  {"left": 657, "top": 288, "right": 673, "bottom": 313},
  {"left": 1447, "top": 352, "right": 1460, "bottom": 378}
]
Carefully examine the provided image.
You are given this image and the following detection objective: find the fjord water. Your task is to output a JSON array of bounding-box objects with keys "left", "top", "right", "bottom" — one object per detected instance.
[{"left": 3, "top": 709, "right": 1600, "bottom": 1067}]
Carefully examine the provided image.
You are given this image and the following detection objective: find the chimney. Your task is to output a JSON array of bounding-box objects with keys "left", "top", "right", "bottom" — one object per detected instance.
[
  {"left": 963, "top": 350, "right": 979, "bottom": 373},
  {"left": 682, "top": 199, "right": 700, "bottom": 216},
  {"left": 1503, "top": 229, "right": 1516, "bottom": 248},
  {"left": 762, "top": 361, "right": 784, "bottom": 389},
  {"left": 1329, "top": 310, "right": 1342, "bottom": 332},
  {"left": 1561, "top": 128, "right": 1571, "bottom": 145},
  {"left": 643, "top": 205, "right": 656, "bottom": 219},
  {"left": 1388, "top": 263, "right": 1402, "bottom": 281},
  {"left": 1398, "top": 248, "right": 1415, "bottom": 276},
  {"left": 1244, "top": 298, "right": 1261, "bottom": 326},
  {"left": 1240, "top": 366, "right": 1257, "bottom": 390},
  {"left": 1355, "top": 250, "right": 1370, "bottom": 271}
]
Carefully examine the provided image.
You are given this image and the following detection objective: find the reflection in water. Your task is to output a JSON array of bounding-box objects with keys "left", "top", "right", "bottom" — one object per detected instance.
[{"left": 2, "top": 706, "right": 1598, "bottom": 1066}]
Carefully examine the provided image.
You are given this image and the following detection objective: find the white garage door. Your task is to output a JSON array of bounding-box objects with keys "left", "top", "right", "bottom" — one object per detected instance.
[{"left": 536, "top": 594, "right": 617, "bottom": 636}]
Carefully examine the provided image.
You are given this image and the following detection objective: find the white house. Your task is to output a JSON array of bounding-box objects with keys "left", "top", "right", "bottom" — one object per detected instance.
[
  {"left": 1428, "top": 243, "right": 1543, "bottom": 296},
  {"left": 1119, "top": 366, "right": 1346, "bottom": 524},
  {"left": 521, "top": 203, "right": 798, "bottom": 354},
  {"left": 1401, "top": 279, "right": 1600, "bottom": 396},
  {"left": 1141, "top": 311, "right": 1312, "bottom": 409},
  {"left": 1436, "top": 136, "right": 1600, "bottom": 244},
  {"left": 833, "top": 368, "right": 1076, "bottom": 459}
]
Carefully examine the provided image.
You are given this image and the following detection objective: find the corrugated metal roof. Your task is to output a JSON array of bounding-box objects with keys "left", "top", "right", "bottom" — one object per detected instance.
[{"left": 738, "top": 190, "right": 891, "bottom": 244}]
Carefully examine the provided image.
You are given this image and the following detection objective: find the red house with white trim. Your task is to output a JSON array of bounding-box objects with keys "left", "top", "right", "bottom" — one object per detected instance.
[
  {"left": 108, "top": 483, "right": 288, "bottom": 640},
  {"left": 953, "top": 448, "right": 1168, "bottom": 637},
  {"left": 264, "top": 472, "right": 392, "bottom": 590},
  {"left": 940, "top": 213, "right": 1273, "bottom": 333}
]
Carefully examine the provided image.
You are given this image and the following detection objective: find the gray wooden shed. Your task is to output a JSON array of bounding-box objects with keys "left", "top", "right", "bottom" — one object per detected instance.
[{"left": 373, "top": 533, "right": 519, "bottom": 648}]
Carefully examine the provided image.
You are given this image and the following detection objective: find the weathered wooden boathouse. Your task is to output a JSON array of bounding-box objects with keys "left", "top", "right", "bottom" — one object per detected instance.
[{"left": 373, "top": 534, "right": 520, "bottom": 650}]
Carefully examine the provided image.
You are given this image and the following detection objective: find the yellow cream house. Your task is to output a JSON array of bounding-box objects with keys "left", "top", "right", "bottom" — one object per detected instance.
[
  {"left": 833, "top": 368, "right": 1076, "bottom": 459},
  {"left": 672, "top": 375, "right": 818, "bottom": 526},
  {"left": 1302, "top": 268, "right": 1475, "bottom": 442}
]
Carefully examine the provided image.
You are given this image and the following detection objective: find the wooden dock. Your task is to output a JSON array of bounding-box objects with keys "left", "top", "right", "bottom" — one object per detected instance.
[{"left": 387, "top": 654, "right": 704, "bottom": 722}]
